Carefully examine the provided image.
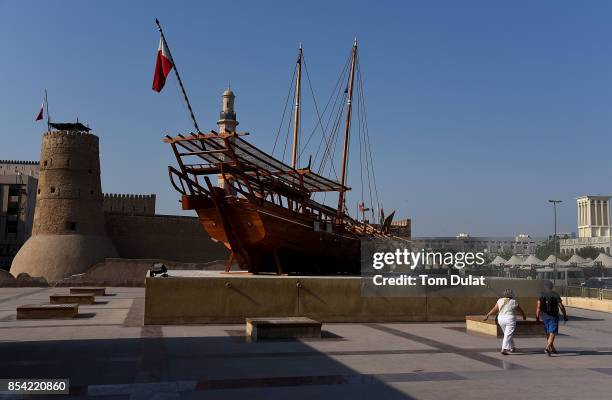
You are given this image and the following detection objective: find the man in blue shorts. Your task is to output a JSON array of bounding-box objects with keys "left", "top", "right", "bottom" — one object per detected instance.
[{"left": 536, "top": 280, "right": 568, "bottom": 356}]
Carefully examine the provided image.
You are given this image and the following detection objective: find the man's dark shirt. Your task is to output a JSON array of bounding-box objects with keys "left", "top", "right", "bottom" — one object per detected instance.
[{"left": 540, "top": 291, "right": 561, "bottom": 319}]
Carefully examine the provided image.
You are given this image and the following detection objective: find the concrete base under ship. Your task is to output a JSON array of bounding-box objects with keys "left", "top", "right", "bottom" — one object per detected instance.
[{"left": 144, "top": 271, "right": 544, "bottom": 325}]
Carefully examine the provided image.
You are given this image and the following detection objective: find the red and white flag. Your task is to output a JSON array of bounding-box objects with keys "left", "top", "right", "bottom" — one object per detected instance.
[
  {"left": 152, "top": 36, "right": 174, "bottom": 92},
  {"left": 35, "top": 98, "right": 44, "bottom": 121}
]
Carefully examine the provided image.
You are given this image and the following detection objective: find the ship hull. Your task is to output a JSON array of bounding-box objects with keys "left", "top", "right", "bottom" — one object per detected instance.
[{"left": 182, "top": 195, "right": 361, "bottom": 274}]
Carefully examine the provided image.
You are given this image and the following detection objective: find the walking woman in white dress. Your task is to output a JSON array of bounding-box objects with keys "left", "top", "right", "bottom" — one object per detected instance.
[{"left": 483, "top": 289, "right": 527, "bottom": 355}]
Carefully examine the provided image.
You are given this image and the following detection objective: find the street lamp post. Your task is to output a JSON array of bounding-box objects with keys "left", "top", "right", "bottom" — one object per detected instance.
[{"left": 548, "top": 199, "right": 562, "bottom": 283}]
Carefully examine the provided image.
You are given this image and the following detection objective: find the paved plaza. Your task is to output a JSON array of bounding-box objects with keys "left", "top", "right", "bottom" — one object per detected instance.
[{"left": 0, "top": 287, "right": 611, "bottom": 399}]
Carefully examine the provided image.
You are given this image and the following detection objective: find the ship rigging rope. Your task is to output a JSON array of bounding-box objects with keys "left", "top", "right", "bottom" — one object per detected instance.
[
  {"left": 272, "top": 63, "right": 297, "bottom": 156},
  {"left": 271, "top": 45, "right": 381, "bottom": 222},
  {"left": 357, "top": 80, "right": 366, "bottom": 214},
  {"left": 299, "top": 54, "right": 351, "bottom": 176},
  {"left": 281, "top": 83, "right": 295, "bottom": 163},
  {"left": 318, "top": 90, "right": 346, "bottom": 175},
  {"left": 318, "top": 52, "right": 353, "bottom": 205},
  {"left": 315, "top": 51, "right": 352, "bottom": 173},
  {"left": 356, "top": 56, "right": 381, "bottom": 220},
  {"left": 318, "top": 90, "right": 347, "bottom": 208}
]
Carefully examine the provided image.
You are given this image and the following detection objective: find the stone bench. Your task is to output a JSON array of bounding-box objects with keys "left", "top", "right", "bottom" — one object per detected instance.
[
  {"left": 70, "top": 287, "right": 106, "bottom": 296},
  {"left": 17, "top": 304, "right": 79, "bottom": 319},
  {"left": 466, "top": 315, "right": 544, "bottom": 337},
  {"left": 50, "top": 294, "right": 95, "bottom": 305},
  {"left": 246, "top": 317, "right": 322, "bottom": 340}
]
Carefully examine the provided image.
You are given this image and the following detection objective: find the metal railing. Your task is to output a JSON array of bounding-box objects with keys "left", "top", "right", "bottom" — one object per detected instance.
[{"left": 563, "top": 285, "right": 612, "bottom": 300}]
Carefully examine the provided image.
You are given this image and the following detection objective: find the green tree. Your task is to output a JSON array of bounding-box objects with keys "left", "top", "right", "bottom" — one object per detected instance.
[
  {"left": 499, "top": 249, "right": 514, "bottom": 260},
  {"left": 535, "top": 237, "right": 558, "bottom": 261},
  {"left": 576, "top": 246, "right": 601, "bottom": 260}
]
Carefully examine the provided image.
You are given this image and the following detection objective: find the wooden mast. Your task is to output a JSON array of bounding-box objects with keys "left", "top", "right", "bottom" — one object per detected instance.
[
  {"left": 336, "top": 38, "right": 358, "bottom": 224},
  {"left": 291, "top": 44, "right": 303, "bottom": 169}
]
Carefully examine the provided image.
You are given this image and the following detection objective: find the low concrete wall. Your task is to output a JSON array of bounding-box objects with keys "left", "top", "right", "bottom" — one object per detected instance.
[
  {"left": 563, "top": 296, "right": 612, "bottom": 313},
  {"left": 0, "top": 269, "right": 15, "bottom": 285},
  {"left": 17, "top": 304, "right": 78, "bottom": 319},
  {"left": 144, "top": 274, "right": 544, "bottom": 324},
  {"left": 466, "top": 316, "right": 544, "bottom": 337},
  {"left": 56, "top": 258, "right": 226, "bottom": 287},
  {"left": 0, "top": 270, "right": 48, "bottom": 287}
]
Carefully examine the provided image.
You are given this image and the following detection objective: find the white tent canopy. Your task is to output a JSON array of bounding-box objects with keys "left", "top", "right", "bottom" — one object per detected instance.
[
  {"left": 490, "top": 256, "right": 507, "bottom": 266},
  {"left": 542, "top": 254, "right": 569, "bottom": 266},
  {"left": 594, "top": 253, "right": 612, "bottom": 268},
  {"left": 567, "top": 254, "right": 591, "bottom": 267},
  {"left": 522, "top": 255, "right": 543, "bottom": 266},
  {"left": 567, "top": 254, "right": 585, "bottom": 263},
  {"left": 505, "top": 255, "right": 525, "bottom": 267}
]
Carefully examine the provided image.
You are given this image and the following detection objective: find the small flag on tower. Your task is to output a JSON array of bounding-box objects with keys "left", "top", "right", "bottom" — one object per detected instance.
[
  {"left": 152, "top": 35, "right": 174, "bottom": 92},
  {"left": 35, "top": 97, "right": 44, "bottom": 121}
]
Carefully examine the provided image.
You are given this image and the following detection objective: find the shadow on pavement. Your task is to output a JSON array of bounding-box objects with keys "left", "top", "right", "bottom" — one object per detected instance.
[{"left": 0, "top": 334, "right": 422, "bottom": 399}]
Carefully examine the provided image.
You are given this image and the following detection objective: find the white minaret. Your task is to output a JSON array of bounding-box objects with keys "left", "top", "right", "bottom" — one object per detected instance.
[
  {"left": 217, "top": 86, "right": 238, "bottom": 134},
  {"left": 217, "top": 87, "right": 239, "bottom": 190}
]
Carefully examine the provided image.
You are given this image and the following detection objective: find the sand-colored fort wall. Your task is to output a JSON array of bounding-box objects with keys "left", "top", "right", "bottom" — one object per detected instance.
[
  {"left": 105, "top": 214, "right": 228, "bottom": 263},
  {"left": 103, "top": 193, "right": 156, "bottom": 216}
]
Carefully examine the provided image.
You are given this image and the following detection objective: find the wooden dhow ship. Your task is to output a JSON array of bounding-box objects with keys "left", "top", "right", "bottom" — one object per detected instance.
[{"left": 157, "top": 22, "right": 393, "bottom": 274}]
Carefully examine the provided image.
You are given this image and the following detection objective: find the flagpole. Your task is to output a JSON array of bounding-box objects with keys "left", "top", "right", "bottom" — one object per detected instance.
[
  {"left": 44, "top": 89, "right": 50, "bottom": 131},
  {"left": 155, "top": 18, "right": 201, "bottom": 134}
]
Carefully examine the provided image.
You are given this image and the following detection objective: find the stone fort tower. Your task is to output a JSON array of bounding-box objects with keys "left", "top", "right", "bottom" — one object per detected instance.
[{"left": 11, "top": 123, "right": 118, "bottom": 281}]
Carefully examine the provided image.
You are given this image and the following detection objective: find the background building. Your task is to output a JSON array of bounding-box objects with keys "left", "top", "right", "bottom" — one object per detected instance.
[
  {"left": 560, "top": 195, "right": 612, "bottom": 255},
  {"left": 0, "top": 160, "right": 39, "bottom": 268},
  {"left": 414, "top": 233, "right": 545, "bottom": 256},
  {"left": 389, "top": 218, "right": 411, "bottom": 237}
]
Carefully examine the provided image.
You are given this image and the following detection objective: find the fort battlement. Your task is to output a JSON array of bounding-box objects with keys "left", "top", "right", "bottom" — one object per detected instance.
[
  {"left": 0, "top": 160, "right": 40, "bottom": 178},
  {"left": 43, "top": 129, "right": 91, "bottom": 138},
  {"left": 0, "top": 160, "right": 40, "bottom": 166},
  {"left": 40, "top": 131, "right": 99, "bottom": 154},
  {"left": 104, "top": 194, "right": 156, "bottom": 199},
  {"left": 103, "top": 193, "right": 156, "bottom": 216}
]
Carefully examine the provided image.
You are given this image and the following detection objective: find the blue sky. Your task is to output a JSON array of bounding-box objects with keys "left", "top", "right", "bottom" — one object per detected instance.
[{"left": 2, "top": 1, "right": 612, "bottom": 236}]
